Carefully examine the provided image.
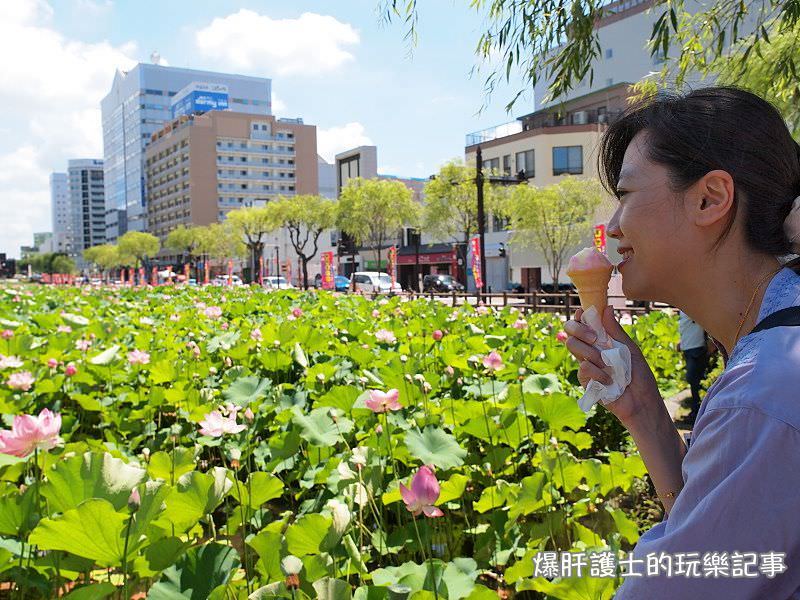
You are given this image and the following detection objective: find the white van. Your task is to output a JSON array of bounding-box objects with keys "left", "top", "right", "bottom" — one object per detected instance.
[{"left": 350, "top": 272, "right": 403, "bottom": 294}]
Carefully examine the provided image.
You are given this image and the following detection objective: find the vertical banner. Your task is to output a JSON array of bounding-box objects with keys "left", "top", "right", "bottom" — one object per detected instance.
[
  {"left": 285, "top": 259, "right": 292, "bottom": 286},
  {"left": 54, "top": 274, "right": 61, "bottom": 286},
  {"left": 321, "top": 251, "right": 334, "bottom": 290},
  {"left": 166, "top": 266, "right": 173, "bottom": 285},
  {"left": 388, "top": 245, "right": 397, "bottom": 286},
  {"left": 258, "top": 256, "right": 264, "bottom": 286},
  {"left": 593, "top": 224, "right": 607, "bottom": 254},
  {"left": 138, "top": 267, "right": 145, "bottom": 287},
  {"left": 227, "top": 260, "right": 233, "bottom": 286},
  {"left": 204, "top": 261, "right": 210, "bottom": 285},
  {"left": 184, "top": 263, "right": 190, "bottom": 284},
  {"left": 128, "top": 268, "right": 134, "bottom": 286},
  {"left": 470, "top": 236, "right": 483, "bottom": 290},
  {"left": 151, "top": 266, "right": 158, "bottom": 286}
]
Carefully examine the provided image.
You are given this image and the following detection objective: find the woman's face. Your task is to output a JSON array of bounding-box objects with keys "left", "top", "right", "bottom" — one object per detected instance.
[{"left": 607, "top": 132, "right": 693, "bottom": 302}]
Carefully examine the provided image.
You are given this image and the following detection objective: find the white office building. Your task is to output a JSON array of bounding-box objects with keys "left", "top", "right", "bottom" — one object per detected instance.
[
  {"left": 101, "top": 63, "right": 272, "bottom": 240},
  {"left": 49, "top": 172, "right": 71, "bottom": 255}
]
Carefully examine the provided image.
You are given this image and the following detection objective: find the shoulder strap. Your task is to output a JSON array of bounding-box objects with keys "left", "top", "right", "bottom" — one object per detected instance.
[{"left": 750, "top": 306, "right": 800, "bottom": 334}]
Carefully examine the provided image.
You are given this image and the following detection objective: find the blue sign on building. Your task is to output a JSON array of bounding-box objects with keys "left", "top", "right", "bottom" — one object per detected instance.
[{"left": 171, "top": 90, "right": 230, "bottom": 119}]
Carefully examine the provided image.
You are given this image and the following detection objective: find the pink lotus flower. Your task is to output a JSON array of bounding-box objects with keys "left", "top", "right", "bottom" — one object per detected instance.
[
  {"left": 6, "top": 371, "right": 34, "bottom": 391},
  {"left": 292, "top": 308, "right": 303, "bottom": 318},
  {"left": 220, "top": 322, "right": 229, "bottom": 330},
  {"left": 365, "top": 389, "right": 402, "bottom": 413},
  {"left": 371, "top": 309, "right": 380, "bottom": 319},
  {"left": 127, "top": 350, "right": 150, "bottom": 365},
  {"left": 250, "top": 328, "right": 262, "bottom": 341},
  {"left": 400, "top": 466, "right": 444, "bottom": 518},
  {"left": 375, "top": 424, "right": 383, "bottom": 434},
  {"left": 244, "top": 407, "right": 255, "bottom": 422},
  {"left": 57, "top": 325, "right": 72, "bottom": 334},
  {"left": 476, "top": 305, "right": 490, "bottom": 316},
  {"left": 169, "top": 314, "right": 181, "bottom": 322},
  {"left": 198, "top": 410, "right": 247, "bottom": 437},
  {"left": 65, "top": 363, "right": 77, "bottom": 377},
  {"left": 75, "top": 340, "right": 92, "bottom": 351},
  {"left": 1, "top": 330, "right": 13, "bottom": 339},
  {"left": 556, "top": 330, "right": 569, "bottom": 344},
  {"left": 47, "top": 358, "right": 58, "bottom": 369},
  {"left": 482, "top": 351, "right": 504, "bottom": 372},
  {"left": 128, "top": 487, "right": 141, "bottom": 510},
  {"left": 513, "top": 319, "right": 528, "bottom": 330},
  {"left": 432, "top": 330, "right": 443, "bottom": 341},
  {"left": 374, "top": 329, "right": 396, "bottom": 344},
  {"left": 0, "top": 408, "right": 62, "bottom": 457},
  {"left": 203, "top": 306, "right": 223, "bottom": 320}
]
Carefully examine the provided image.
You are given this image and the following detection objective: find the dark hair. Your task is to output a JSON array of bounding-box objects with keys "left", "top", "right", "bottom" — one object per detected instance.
[{"left": 599, "top": 86, "right": 800, "bottom": 256}]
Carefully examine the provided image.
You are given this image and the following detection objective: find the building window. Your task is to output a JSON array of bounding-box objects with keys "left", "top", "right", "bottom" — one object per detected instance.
[
  {"left": 502, "top": 155, "right": 511, "bottom": 175},
  {"left": 253, "top": 124, "right": 258, "bottom": 130},
  {"left": 145, "top": 89, "right": 163, "bottom": 96},
  {"left": 515, "top": 150, "right": 534, "bottom": 178},
  {"left": 552, "top": 146, "right": 583, "bottom": 175},
  {"left": 482, "top": 157, "right": 500, "bottom": 172}
]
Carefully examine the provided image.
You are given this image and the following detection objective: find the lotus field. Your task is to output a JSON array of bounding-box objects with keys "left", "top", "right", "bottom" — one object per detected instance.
[{"left": 0, "top": 285, "right": 684, "bottom": 599}]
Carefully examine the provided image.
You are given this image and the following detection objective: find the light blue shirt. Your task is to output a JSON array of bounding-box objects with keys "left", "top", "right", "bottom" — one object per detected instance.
[{"left": 614, "top": 267, "right": 800, "bottom": 599}]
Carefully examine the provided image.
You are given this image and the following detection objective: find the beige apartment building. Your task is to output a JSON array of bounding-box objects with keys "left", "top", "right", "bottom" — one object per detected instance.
[
  {"left": 144, "top": 111, "right": 318, "bottom": 252},
  {"left": 463, "top": 83, "right": 630, "bottom": 290}
]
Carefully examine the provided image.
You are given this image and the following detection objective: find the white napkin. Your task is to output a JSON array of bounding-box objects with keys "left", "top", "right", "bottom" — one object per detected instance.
[{"left": 577, "top": 306, "right": 632, "bottom": 413}]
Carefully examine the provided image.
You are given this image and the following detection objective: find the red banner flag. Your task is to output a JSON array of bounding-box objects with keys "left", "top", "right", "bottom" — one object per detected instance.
[
  {"left": 470, "top": 237, "right": 483, "bottom": 290},
  {"left": 139, "top": 267, "right": 145, "bottom": 287},
  {"left": 227, "top": 260, "right": 233, "bottom": 286},
  {"left": 184, "top": 263, "right": 190, "bottom": 284},
  {"left": 258, "top": 256, "right": 264, "bottom": 285},
  {"left": 388, "top": 245, "right": 397, "bottom": 286},
  {"left": 151, "top": 265, "right": 158, "bottom": 286},
  {"left": 593, "top": 224, "right": 607, "bottom": 254},
  {"left": 321, "top": 251, "right": 334, "bottom": 290}
]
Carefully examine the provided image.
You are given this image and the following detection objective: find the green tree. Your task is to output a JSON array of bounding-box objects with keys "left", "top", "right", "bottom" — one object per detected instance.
[
  {"left": 337, "top": 178, "right": 418, "bottom": 273},
  {"left": 165, "top": 225, "right": 204, "bottom": 280},
  {"left": 422, "top": 160, "right": 504, "bottom": 247},
  {"left": 204, "top": 223, "right": 247, "bottom": 265},
  {"left": 380, "top": 1, "right": 800, "bottom": 110},
  {"left": 225, "top": 206, "right": 277, "bottom": 283},
  {"left": 118, "top": 232, "right": 160, "bottom": 269},
  {"left": 506, "top": 177, "right": 603, "bottom": 288},
  {"left": 51, "top": 255, "right": 76, "bottom": 275},
  {"left": 83, "top": 245, "right": 121, "bottom": 279},
  {"left": 269, "top": 195, "right": 338, "bottom": 289}
]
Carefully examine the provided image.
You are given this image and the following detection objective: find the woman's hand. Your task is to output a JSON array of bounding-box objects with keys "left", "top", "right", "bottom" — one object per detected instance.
[{"left": 563, "top": 306, "right": 662, "bottom": 425}]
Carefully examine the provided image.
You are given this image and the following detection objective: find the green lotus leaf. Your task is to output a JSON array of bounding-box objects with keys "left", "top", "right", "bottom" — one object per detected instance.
[
  {"left": 223, "top": 376, "right": 270, "bottom": 407},
  {"left": 404, "top": 427, "right": 467, "bottom": 470},
  {"left": 146, "top": 542, "right": 240, "bottom": 600}
]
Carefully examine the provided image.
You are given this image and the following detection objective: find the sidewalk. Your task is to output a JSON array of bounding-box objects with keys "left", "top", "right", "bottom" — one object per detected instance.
[{"left": 664, "top": 388, "right": 694, "bottom": 439}]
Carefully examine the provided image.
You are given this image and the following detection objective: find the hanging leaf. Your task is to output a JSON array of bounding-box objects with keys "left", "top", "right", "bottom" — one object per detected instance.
[{"left": 89, "top": 345, "right": 120, "bottom": 365}]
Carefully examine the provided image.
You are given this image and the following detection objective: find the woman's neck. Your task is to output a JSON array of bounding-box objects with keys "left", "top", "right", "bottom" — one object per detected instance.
[{"left": 677, "top": 253, "right": 782, "bottom": 356}]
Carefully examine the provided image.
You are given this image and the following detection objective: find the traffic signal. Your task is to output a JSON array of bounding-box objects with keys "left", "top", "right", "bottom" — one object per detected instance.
[{"left": 498, "top": 243, "right": 506, "bottom": 257}]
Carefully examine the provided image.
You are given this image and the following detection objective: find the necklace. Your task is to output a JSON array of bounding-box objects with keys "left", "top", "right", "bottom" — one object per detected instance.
[{"left": 732, "top": 266, "right": 782, "bottom": 348}]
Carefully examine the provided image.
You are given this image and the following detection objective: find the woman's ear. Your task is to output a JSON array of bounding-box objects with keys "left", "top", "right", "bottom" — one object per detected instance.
[{"left": 690, "top": 169, "right": 735, "bottom": 227}]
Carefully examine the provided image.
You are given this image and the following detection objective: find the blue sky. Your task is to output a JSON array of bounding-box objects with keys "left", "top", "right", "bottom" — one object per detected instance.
[{"left": 0, "top": 0, "right": 535, "bottom": 257}]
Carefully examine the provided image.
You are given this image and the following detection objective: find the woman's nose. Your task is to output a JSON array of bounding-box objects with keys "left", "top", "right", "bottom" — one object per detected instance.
[{"left": 607, "top": 207, "right": 622, "bottom": 239}]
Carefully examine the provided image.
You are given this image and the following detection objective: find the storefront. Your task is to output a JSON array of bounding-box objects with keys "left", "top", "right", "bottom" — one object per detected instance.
[{"left": 397, "top": 244, "right": 459, "bottom": 291}]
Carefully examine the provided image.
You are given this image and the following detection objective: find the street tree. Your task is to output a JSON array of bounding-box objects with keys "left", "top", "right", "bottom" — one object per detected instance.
[
  {"left": 506, "top": 176, "right": 603, "bottom": 288},
  {"left": 338, "top": 178, "right": 418, "bottom": 272},
  {"left": 225, "top": 206, "right": 276, "bottom": 283},
  {"left": 269, "top": 195, "right": 338, "bottom": 289},
  {"left": 422, "top": 160, "right": 508, "bottom": 277},
  {"left": 380, "top": 1, "right": 800, "bottom": 111},
  {"left": 165, "top": 225, "right": 204, "bottom": 279},
  {"left": 117, "top": 232, "right": 160, "bottom": 268}
]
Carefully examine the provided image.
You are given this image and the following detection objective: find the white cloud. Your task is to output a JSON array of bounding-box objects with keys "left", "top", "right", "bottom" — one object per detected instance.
[
  {"left": 271, "top": 92, "right": 287, "bottom": 114},
  {"left": 316, "top": 122, "right": 373, "bottom": 164},
  {"left": 0, "top": 1, "right": 137, "bottom": 257},
  {"left": 194, "top": 10, "right": 359, "bottom": 76}
]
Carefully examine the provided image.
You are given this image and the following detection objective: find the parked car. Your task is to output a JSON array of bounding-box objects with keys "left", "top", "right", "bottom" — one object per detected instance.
[
  {"left": 263, "top": 276, "right": 294, "bottom": 290},
  {"left": 539, "top": 282, "right": 576, "bottom": 304},
  {"left": 350, "top": 271, "right": 403, "bottom": 294},
  {"left": 211, "top": 275, "right": 244, "bottom": 286},
  {"left": 334, "top": 275, "right": 350, "bottom": 292},
  {"left": 422, "top": 274, "right": 465, "bottom": 293}
]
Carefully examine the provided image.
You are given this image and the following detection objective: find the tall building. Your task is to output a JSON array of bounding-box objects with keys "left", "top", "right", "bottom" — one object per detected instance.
[
  {"left": 50, "top": 172, "right": 71, "bottom": 254},
  {"left": 144, "top": 111, "right": 318, "bottom": 257},
  {"left": 101, "top": 63, "right": 272, "bottom": 240},
  {"left": 318, "top": 156, "right": 336, "bottom": 199},
  {"left": 67, "top": 159, "right": 106, "bottom": 263}
]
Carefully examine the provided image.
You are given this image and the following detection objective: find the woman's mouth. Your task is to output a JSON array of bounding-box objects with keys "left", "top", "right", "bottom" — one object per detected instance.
[{"left": 618, "top": 248, "right": 634, "bottom": 269}]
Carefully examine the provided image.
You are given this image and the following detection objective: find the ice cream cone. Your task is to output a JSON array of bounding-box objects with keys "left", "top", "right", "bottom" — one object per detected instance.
[{"left": 566, "top": 247, "right": 613, "bottom": 312}]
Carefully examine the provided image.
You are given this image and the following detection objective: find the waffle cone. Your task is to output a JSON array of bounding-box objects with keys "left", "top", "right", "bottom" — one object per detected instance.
[{"left": 567, "top": 267, "right": 612, "bottom": 312}]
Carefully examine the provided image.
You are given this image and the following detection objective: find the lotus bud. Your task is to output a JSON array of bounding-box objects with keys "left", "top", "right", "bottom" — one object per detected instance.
[
  {"left": 326, "top": 499, "right": 351, "bottom": 538},
  {"left": 128, "top": 487, "right": 141, "bottom": 511}
]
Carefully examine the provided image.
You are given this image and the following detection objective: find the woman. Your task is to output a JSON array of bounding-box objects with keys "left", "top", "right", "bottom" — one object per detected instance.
[{"left": 563, "top": 87, "right": 800, "bottom": 598}]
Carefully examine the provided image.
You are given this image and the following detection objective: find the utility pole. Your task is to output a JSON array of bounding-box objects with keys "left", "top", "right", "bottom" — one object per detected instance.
[{"left": 475, "top": 146, "right": 487, "bottom": 295}]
